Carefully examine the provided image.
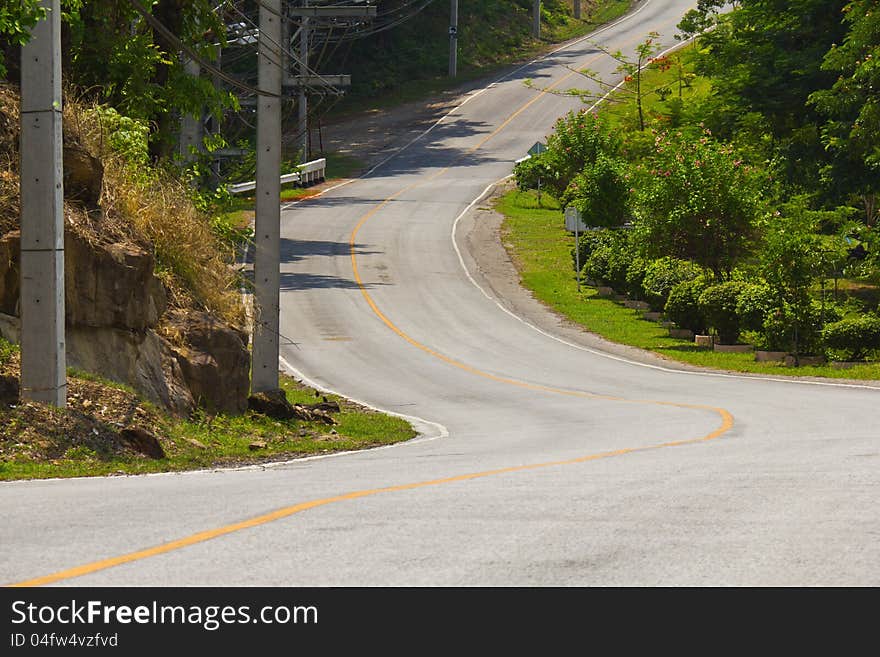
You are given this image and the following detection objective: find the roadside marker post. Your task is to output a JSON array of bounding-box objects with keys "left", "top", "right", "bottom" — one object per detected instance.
[
  {"left": 526, "top": 141, "right": 546, "bottom": 206},
  {"left": 565, "top": 206, "right": 586, "bottom": 292}
]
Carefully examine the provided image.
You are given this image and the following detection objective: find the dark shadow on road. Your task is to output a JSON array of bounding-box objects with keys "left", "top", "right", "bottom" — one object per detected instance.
[
  {"left": 279, "top": 271, "right": 381, "bottom": 291},
  {"left": 279, "top": 238, "right": 380, "bottom": 264}
]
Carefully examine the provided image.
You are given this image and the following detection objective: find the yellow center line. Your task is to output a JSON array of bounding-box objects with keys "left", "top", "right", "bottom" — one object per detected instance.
[{"left": 8, "top": 39, "right": 734, "bottom": 588}]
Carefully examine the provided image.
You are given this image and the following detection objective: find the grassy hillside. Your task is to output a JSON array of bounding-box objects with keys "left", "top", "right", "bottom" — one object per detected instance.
[{"left": 321, "top": 1, "right": 634, "bottom": 110}]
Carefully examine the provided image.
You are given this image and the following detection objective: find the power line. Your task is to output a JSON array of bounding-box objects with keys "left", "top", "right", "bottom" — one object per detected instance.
[{"left": 126, "top": 0, "right": 282, "bottom": 97}]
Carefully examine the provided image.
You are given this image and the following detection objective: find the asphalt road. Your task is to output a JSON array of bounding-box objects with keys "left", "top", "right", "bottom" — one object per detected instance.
[{"left": 2, "top": 0, "right": 878, "bottom": 587}]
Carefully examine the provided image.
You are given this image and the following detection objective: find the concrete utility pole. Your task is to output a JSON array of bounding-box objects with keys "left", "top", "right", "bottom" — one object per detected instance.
[
  {"left": 298, "top": 0, "right": 310, "bottom": 163},
  {"left": 252, "top": 0, "right": 283, "bottom": 394},
  {"left": 533, "top": 0, "right": 541, "bottom": 39},
  {"left": 574, "top": 0, "right": 581, "bottom": 20},
  {"left": 20, "top": 0, "right": 66, "bottom": 408},
  {"left": 178, "top": 57, "right": 203, "bottom": 164},
  {"left": 449, "top": 0, "right": 458, "bottom": 78}
]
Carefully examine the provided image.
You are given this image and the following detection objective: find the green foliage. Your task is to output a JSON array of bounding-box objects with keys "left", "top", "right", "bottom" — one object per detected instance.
[
  {"left": 809, "top": 0, "right": 880, "bottom": 225},
  {"left": 89, "top": 106, "right": 151, "bottom": 167},
  {"left": 822, "top": 315, "right": 880, "bottom": 361},
  {"left": 0, "top": 335, "right": 18, "bottom": 365},
  {"left": 699, "top": 281, "right": 748, "bottom": 344},
  {"left": 641, "top": 257, "right": 702, "bottom": 312},
  {"left": 65, "top": 0, "right": 235, "bottom": 158},
  {"left": 624, "top": 256, "right": 648, "bottom": 299},
  {"left": 665, "top": 277, "right": 709, "bottom": 334},
  {"left": 758, "top": 203, "right": 823, "bottom": 304},
  {"left": 633, "top": 130, "right": 765, "bottom": 278},
  {"left": 582, "top": 228, "right": 635, "bottom": 291},
  {"left": 0, "top": 0, "right": 45, "bottom": 77},
  {"left": 696, "top": 0, "right": 847, "bottom": 139},
  {"left": 562, "top": 153, "right": 631, "bottom": 228},
  {"left": 736, "top": 282, "right": 776, "bottom": 333},
  {"left": 515, "top": 110, "right": 621, "bottom": 200},
  {"left": 572, "top": 229, "right": 611, "bottom": 273},
  {"left": 761, "top": 299, "right": 836, "bottom": 356}
]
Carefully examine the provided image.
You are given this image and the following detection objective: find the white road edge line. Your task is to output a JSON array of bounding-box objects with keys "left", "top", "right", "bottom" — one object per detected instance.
[
  {"left": 436, "top": 32, "right": 878, "bottom": 393},
  {"left": 278, "top": 355, "right": 449, "bottom": 447}
]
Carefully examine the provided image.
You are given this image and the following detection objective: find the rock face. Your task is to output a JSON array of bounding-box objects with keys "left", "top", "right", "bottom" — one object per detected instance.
[
  {"left": 65, "top": 231, "right": 167, "bottom": 331},
  {"left": 0, "top": 230, "right": 166, "bottom": 330},
  {"left": 0, "top": 230, "right": 250, "bottom": 417},
  {"left": 63, "top": 144, "right": 104, "bottom": 208},
  {"left": 66, "top": 324, "right": 195, "bottom": 417},
  {"left": 165, "top": 310, "right": 250, "bottom": 415}
]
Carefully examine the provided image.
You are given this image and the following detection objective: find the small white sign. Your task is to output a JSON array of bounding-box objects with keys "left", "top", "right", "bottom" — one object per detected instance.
[{"left": 564, "top": 206, "right": 588, "bottom": 232}]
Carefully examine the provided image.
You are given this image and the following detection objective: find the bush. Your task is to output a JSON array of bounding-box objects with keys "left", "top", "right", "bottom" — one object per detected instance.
[
  {"left": 665, "top": 278, "right": 709, "bottom": 334},
  {"left": 572, "top": 230, "right": 611, "bottom": 274},
  {"left": 642, "top": 257, "right": 702, "bottom": 311},
  {"left": 562, "top": 154, "right": 631, "bottom": 229},
  {"left": 583, "top": 229, "right": 633, "bottom": 290},
  {"left": 699, "top": 281, "right": 748, "bottom": 344},
  {"left": 624, "top": 256, "right": 649, "bottom": 299},
  {"left": 735, "top": 282, "right": 776, "bottom": 333},
  {"left": 821, "top": 315, "right": 880, "bottom": 361},
  {"left": 513, "top": 152, "right": 556, "bottom": 194},
  {"left": 762, "top": 299, "right": 838, "bottom": 355}
]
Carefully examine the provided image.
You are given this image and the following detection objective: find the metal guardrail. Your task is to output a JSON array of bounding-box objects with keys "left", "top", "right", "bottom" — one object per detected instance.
[{"left": 227, "top": 157, "right": 326, "bottom": 195}]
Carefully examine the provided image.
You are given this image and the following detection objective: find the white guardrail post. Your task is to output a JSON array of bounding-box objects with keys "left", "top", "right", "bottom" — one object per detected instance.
[{"left": 226, "top": 157, "right": 326, "bottom": 195}]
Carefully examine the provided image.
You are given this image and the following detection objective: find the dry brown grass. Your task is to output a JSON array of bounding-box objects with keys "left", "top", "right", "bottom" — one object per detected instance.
[{"left": 0, "top": 83, "right": 245, "bottom": 328}]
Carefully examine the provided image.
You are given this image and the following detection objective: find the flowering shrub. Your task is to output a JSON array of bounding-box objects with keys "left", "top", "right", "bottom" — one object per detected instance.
[{"left": 633, "top": 130, "right": 765, "bottom": 278}]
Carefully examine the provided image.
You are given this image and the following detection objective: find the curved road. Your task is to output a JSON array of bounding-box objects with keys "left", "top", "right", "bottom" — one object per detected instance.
[{"left": 3, "top": 0, "right": 878, "bottom": 586}]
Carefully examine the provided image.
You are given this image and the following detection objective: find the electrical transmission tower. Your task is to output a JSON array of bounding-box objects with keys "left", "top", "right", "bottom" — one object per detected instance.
[{"left": 285, "top": 1, "right": 376, "bottom": 163}]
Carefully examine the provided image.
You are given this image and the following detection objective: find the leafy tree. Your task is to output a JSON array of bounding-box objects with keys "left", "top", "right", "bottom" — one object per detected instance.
[
  {"left": 757, "top": 202, "right": 826, "bottom": 357},
  {"left": 691, "top": 0, "right": 849, "bottom": 195},
  {"left": 809, "top": 0, "right": 880, "bottom": 226},
  {"left": 675, "top": 0, "right": 728, "bottom": 43},
  {"left": 695, "top": 0, "right": 848, "bottom": 138},
  {"left": 561, "top": 153, "right": 631, "bottom": 228},
  {"left": 513, "top": 109, "right": 621, "bottom": 200},
  {"left": 65, "top": 0, "right": 235, "bottom": 160},
  {"left": 632, "top": 130, "right": 765, "bottom": 279},
  {"left": 559, "top": 32, "right": 665, "bottom": 131},
  {"left": 0, "top": 1, "right": 43, "bottom": 77}
]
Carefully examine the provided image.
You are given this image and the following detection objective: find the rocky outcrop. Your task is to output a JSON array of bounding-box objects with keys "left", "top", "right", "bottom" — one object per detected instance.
[
  {"left": 165, "top": 310, "right": 250, "bottom": 415},
  {"left": 0, "top": 230, "right": 166, "bottom": 330},
  {"left": 0, "top": 230, "right": 250, "bottom": 417},
  {"left": 64, "top": 231, "right": 166, "bottom": 331},
  {"left": 63, "top": 144, "right": 103, "bottom": 208},
  {"left": 66, "top": 324, "right": 195, "bottom": 417}
]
